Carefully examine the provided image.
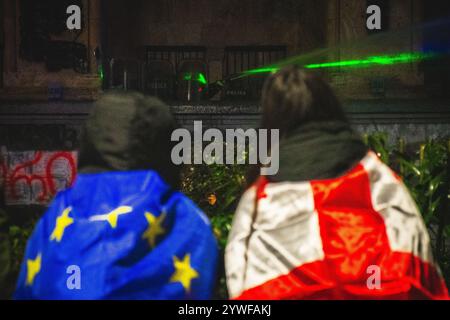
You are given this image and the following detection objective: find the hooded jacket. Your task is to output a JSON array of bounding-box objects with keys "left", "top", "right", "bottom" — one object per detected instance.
[
  {"left": 15, "top": 92, "right": 218, "bottom": 300},
  {"left": 226, "top": 121, "right": 448, "bottom": 300}
]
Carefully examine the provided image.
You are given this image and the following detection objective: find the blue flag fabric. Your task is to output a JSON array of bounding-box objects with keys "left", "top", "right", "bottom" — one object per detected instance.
[{"left": 14, "top": 170, "right": 218, "bottom": 300}]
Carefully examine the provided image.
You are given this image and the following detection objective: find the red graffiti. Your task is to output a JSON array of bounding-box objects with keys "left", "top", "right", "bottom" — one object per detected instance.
[
  {"left": 2, "top": 151, "right": 77, "bottom": 204},
  {"left": 9, "top": 151, "right": 46, "bottom": 201},
  {"left": 46, "top": 152, "right": 77, "bottom": 195}
]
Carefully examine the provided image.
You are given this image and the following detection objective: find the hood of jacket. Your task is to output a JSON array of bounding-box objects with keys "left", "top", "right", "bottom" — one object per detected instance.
[
  {"left": 77, "top": 91, "right": 179, "bottom": 188},
  {"left": 269, "top": 120, "right": 368, "bottom": 182}
]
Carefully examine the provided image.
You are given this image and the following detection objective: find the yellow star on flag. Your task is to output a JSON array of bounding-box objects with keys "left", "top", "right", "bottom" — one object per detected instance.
[
  {"left": 26, "top": 253, "right": 41, "bottom": 286},
  {"left": 142, "top": 211, "right": 166, "bottom": 248},
  {"left": 50, "top": 207, "right": 74, "bottom": 242},
  {"left": 89, "top": 206, "right": 133, "bottom": 228},
  {"left": 170, "top": 254, "right": 199, "bottom": 293}
]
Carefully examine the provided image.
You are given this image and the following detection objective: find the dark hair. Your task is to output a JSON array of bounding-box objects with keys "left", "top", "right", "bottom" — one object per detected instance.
[
  {"left": 78, "top": 91, "right": 180, "bottom": 188},
  {"left": 261, "top": 66, "right": 348, "bottom": 137}
]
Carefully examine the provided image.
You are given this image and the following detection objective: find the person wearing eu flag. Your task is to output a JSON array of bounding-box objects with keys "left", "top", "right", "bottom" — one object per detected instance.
[{"left": 14, "top": 92, "right": 218, "bottom": 300}]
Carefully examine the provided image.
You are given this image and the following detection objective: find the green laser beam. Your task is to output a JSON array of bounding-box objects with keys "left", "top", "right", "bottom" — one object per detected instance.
[
  {"left": 306, "top": 52, "right": 433, "bottom": 69},
  {"left": 197, "top": 73, "right": 207, "bottom": 85},
  {"left": 98, "top": 65, "right": 104, "bottom": 81},
  {"left": 183, "top": 72, "right": 208, "bottom": 85},
  {"left": 243, "top": 67, "right": 279, "bottom": 76},
  {"left": 241, "top": 52, "right": 435, "bottom": 77},
  {"left": 232, "top": 19, "right": 450, "bottom": 81},
  {"left": 183, "top": 73, "right": 192, "bottom": 81}
]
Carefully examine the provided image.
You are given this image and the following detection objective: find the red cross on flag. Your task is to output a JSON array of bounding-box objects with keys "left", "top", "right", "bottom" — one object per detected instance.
[{"left": 226, "top": 152, "right": 449, "bottom": 300}]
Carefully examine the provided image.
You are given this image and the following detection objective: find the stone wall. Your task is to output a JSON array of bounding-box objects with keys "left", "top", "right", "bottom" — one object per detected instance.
[
  {"left": 1, "top": 101, "right": 448, "bottom": 148},
  {"left": 0, "top": 100, "right": 448, "bottom": 206}
]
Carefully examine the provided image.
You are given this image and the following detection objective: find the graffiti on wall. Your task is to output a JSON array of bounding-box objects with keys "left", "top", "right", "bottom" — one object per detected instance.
[{"left": 0, "top": 149, "right": 77, "bottom": 205}]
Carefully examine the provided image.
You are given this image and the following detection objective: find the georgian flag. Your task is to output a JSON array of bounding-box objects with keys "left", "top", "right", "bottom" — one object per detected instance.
[{"left": 225, "top": 152, "right": 449, "bottom": 299}]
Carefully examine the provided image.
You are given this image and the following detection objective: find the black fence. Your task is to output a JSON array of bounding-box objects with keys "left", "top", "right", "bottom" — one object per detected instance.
[
  {"left": 223, "top": 45, "right": 286, "bottom": 77},
  {"left": 109, "top": 45, "right": 287, "bottom": 102},
  {"left": 144, "top": 46, "right": 207, "bottom": 72},
  {"left": 223, "top": 46, "right": 287, "bottom": 100}
]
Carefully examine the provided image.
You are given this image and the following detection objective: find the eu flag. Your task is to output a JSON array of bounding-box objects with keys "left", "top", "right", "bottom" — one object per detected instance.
[{"left": 14, "top": 170, "right": 218, "bottom": 299}]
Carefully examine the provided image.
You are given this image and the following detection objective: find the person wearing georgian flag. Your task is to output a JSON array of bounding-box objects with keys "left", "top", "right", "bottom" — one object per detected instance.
[{"left": 225, "top": 66, "right": 449, "bottom": 300}]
